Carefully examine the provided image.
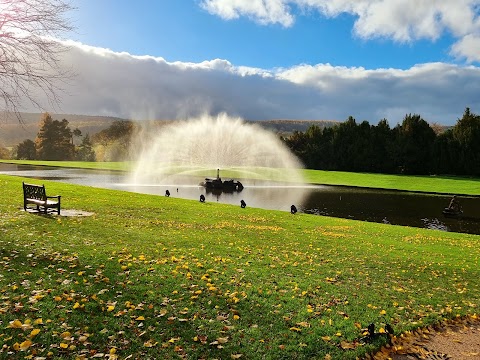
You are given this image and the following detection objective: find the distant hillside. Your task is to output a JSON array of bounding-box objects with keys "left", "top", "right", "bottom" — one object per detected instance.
[
  {"left": 0, "top": 113, "right": 124, "bottom": 147},
  {"left": 0, "top": 113, "right": 338, "bottom": 147}
]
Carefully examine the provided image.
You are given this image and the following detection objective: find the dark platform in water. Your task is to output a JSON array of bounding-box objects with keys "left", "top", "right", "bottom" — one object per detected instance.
[
  {"left": 201, "top": 169, "right": 244, "bottom": 192},
  {"left": 442, "top": 207, "right": 463, "bottom": 218}
]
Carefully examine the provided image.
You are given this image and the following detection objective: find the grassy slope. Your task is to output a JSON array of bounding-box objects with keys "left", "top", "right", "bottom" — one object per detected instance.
[
  {"left": 303, "top": 169, "right": 480, "bottom": 196},
  {"left": 1, "top": 174, "right": 479, "bottom": 359},
  {"left": 2, "top": 160, "right": 480, "bottom": 195}
]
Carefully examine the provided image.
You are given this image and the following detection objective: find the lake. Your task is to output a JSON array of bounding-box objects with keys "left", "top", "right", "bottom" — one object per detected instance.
[{"left": 2, "top": 163, "right": 479, "bottom": 235}]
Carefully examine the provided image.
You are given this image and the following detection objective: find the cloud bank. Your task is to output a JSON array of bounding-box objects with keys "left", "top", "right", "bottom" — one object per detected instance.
[
  {"left": 200, "top": 0, "right": 480, "bottom": 62},
  {"left": 25, "top": 41, "right": 479, "bottom": 126}
]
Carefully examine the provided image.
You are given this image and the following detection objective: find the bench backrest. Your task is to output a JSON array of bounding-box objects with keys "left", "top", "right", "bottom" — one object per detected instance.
[{"left": 23, "top": 183, "right": 47, "bottom": 200}]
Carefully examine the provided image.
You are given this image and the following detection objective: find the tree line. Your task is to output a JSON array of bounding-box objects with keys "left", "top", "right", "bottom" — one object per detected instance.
[
  {"left": 6, "top": 109, "right": 480, "bottom": 178},
  {"left": 284, "top": 108, "right": 480, "bottom": 176},
  {"left": 9, "top": 113, "right": 134, "bottom": 162},
  {"left": 0, "top": 113, "right": 136, "bottom": 162}
]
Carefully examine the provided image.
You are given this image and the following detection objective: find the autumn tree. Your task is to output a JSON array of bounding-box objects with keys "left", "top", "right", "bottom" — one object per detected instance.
[
  {"left": 0, "top": 144, "right": 10, "bottom": 159},
  {"left": 0, "top": 0, "right": 74, "bottom": 122},
  {"left": 75, "top": 133, "right": 96, "bottom": 161},
  {"left": 16, "top": 139, "right": 36, "bottom": 159},
  {"left": 35, "top": 112, "right": 74, "bottom": 160},
  {"left": 92, "top": 120, "right": 135, "bottom": 161}
]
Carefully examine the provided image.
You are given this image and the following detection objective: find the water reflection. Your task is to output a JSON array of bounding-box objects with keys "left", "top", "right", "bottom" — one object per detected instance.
[{"left": 1, "top": 163, "right": 479, "bottom": 235}]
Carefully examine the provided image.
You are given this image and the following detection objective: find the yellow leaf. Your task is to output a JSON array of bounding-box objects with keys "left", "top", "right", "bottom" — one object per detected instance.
[
  {"left": 19, "top": 340, "right": 32, "bottom": 351},
  {"left": 296, "top": 321, "right": 310, "bottom": 328},
  {"left": 73, "top": 302, "right": 81, "bottom": 309},
  {"left": 30, "top": 328, "right": 41, "bottom": 337},
  {"left": 107, "top": 305, "right": 115, "bottom": 312},
  {"left": 231, "top": 354, "right": 243, "bottom": 359},
  {"left": 321, "top": 336, "right": 331, "bottom": 342},
  {"left": 380, "top": 310, "right": 387, "bottom": 315},
  {"left": 9, "top": 320, "right": 23, "bottom": 328},
  {"left": 136, "top": 316, "right": 145, "bottom": 321},
  {"left": 217, "top": 337, "right": 229, "bottom": 344},
  {"left": 290, "top": 327, "right": 302, "bottom": 332},
  {"left": 233, "top": 315, "right": 240, "bottom": 320},
  {"left": 33, "top": 318, "right": 43, "bottom": 325},
  {"left": 340, "top": 340, "right": 356, "bottom": 350},
  {"left": 60, "top": 331, "right": 71, "bottom": 339},
  {"left": 59, "top": 343, "right": 69, "bottom": 349}
]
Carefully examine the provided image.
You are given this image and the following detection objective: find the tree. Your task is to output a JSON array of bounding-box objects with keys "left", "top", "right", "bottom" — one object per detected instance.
[
  {"left": 16, "top": 139, "right": 36, "bottom": 159},
  {"left": 76, "top": 133, "right": 96, "bottom": 161},
  {"left": 452, "top": 107, "right": 480, "bottom": 175},
  {"left": 92, "top": 120, "right": 135, "bottom": 161},
  {"left": 35, "top": 112, "right": 74, "bottom": 160},
  {"left": 0, "top": 0, "right": 74, "bottom": 122},
  {"left": 392, "top": 114, "right": 436, "bottom": 174},
  {"left": 72, "top": 128, "right": 82, "bottom": 144},
  {"left": 0, "top": 144, "right": 10, "bottom": 159}
]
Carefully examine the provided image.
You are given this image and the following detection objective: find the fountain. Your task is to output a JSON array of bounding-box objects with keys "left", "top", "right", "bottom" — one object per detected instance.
[{"left": 131, "top": 113, "right": 306, "bottom": 188}]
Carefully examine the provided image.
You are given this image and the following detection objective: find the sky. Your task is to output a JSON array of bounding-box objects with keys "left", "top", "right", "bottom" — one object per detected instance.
[{"left": 25, "top": 0, "right": 480, "bottom": 125}]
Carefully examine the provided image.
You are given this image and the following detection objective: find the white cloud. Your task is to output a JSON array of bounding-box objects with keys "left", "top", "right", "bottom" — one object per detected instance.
[
  {"left": 451, "top": 33, "right": 480, "bottom": 62},
  {"left": 201, "top": 0, "right": 295, "bottom": 26},
  {"left": 21, "top": 41, "right": 480, "bottom": 126},
  {"left": 199, "top": 0, "right": 480, "bottom": 61}
]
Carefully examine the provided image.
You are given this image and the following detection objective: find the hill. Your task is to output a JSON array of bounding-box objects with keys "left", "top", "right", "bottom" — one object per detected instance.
[
  {"left": 0, "top": 113, "right": 123, "bottom": 147},
  {"left": 0, "top": 113, "right": 338, "bottom": 147}
]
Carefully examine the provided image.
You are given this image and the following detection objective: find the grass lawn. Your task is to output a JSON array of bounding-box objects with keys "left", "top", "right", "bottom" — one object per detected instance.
[
  {"left": 303, "top": 169, "right": 480, "bottom": 196},
  {"left": 1, "top": 174, "right": 479, "bottom": 359}
]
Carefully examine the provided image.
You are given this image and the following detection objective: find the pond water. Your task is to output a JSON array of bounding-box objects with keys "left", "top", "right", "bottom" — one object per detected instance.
[{"left": 2, "top": 163, "right": 480, "bottom": 235}]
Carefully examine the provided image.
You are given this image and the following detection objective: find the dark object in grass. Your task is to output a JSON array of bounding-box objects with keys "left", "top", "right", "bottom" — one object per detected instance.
[
  {"left": 240, "top": 200, "right": 246, "bottom": 208},
  {"left": 165, "top": 190, "right": 170, "bottom": 197},
  {"left": 291, "top": 204, "right": 297, "bottom": 214},
  {"left": 360, "top": 322, "right": 394, "bottom": 344},
  {"left": 368, "top": 323, "right": 375, "bottom": 337},
  {"left": 200, "top": 194, "right": 205, "bottom": 203}
]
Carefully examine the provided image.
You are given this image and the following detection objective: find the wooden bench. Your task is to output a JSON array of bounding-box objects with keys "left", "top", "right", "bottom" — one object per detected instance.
[{"left": 23, "top": 182, "right": 61, "bottom": 215}]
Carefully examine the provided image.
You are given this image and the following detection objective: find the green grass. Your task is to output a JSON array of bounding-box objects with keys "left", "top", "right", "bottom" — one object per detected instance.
[
  {"left": 0, "top": 160, "right": 132, "bottom": 171},
  {"left": 1, "top": 174, "right": 479, "bottom": 359},
  {"left": 303, "top": 169, "right": 480, "bottom": 196}
]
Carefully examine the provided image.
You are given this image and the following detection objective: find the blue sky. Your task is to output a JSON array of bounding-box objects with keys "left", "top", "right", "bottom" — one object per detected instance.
[
  {"left": 20, "top": 0, "right": 480, "bottom": 125},
  {"left": 70, "top": 0, "right": 458, "bottom": 70}
]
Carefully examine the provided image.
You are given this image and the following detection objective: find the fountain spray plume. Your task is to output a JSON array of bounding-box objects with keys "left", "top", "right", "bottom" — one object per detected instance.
[{"left": 131, "top": 113, "right": 305, "bottom": 186}]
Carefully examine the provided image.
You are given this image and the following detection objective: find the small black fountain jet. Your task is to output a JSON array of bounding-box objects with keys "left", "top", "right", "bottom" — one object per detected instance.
[
  {"left": 199, "top": 194, "right": 205, "bottom": 203},
  {"left": 165, "top": 190, "right": 170, "bottom": 197},
  {"left": 291, "top": 204, "right": 298, "bottom": 214},
  {"left": 240, "top": 200, "right": 246, "bottom": 208}
]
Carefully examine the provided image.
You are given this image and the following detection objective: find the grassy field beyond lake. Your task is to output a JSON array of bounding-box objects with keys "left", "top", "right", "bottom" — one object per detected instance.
[
  {"left": 2, "top": 160, "right": 480, "bottom": 196},
  {"left": 1, "top": 174, "right": 479, "bottom": 359}
]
